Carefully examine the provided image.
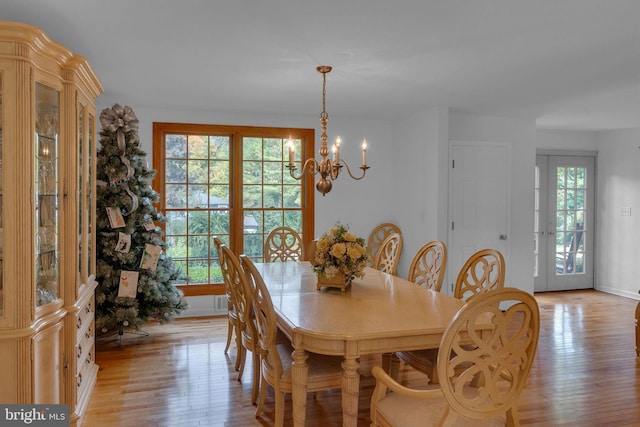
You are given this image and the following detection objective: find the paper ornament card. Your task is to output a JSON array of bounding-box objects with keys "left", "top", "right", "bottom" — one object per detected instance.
[
  {"left": 106, "top": 206, "right": 126, "bottom": 228},
  {"left": 140, "top": 243, "right": 162, "bottom": 271},
  {"left": 143, "top": 220, "right": 156, "bottom": 231},
  {"left": 117, "top": 270, "right": 139, "bottom": 298},
  {"left": 115, "top": 232, "right": 131, "bottom": 253}
]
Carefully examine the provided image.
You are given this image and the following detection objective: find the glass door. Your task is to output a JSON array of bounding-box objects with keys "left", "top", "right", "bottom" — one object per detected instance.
[
  {"left": 534, "top": 155, "right": 595, "bottom": 292},
  {"left": 35, "top": 82, "right": 60, "bottom": 306}
]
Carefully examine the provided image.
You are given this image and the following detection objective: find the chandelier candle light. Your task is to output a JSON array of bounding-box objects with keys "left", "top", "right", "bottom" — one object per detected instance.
[{"left": 286, "top": 66, "right": 369, "bottom": 196}]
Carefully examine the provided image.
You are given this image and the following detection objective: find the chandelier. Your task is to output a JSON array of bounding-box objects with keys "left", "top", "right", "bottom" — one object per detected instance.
[{"left": 286, "top": 66, "right": 369, "bottom": 196}]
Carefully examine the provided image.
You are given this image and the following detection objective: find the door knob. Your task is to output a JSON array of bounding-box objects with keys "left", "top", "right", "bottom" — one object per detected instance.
[{"left": 499, "top": 234, "right": 507, "bottom": 240}]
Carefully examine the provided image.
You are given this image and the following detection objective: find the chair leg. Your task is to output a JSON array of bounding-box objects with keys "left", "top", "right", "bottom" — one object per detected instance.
[
  {"left": 254, "top": 372, "right": 268, "bottom": 417},
  {"left": 381, "top": 352, "right": 402, "bottom": 380},
  {"left": 224, "top": 318, "right": 233, "bottom": 354},
  {"left": 234, "top": 325, "right": 242, "bottom": 371},
  {"left": 237, "top": 340, "right": 247, "bottom": 381},
  {"left": 274, "top": 390, "right": 285, "bottom": 427},
  {"left": 251, "top": 352, "right": 260, "bottom": 405},
  {"left": 506, "top": 405, "right": 520, "bottom": 427}
]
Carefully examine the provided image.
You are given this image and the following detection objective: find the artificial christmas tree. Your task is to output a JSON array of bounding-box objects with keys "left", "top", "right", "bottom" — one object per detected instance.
[{"left": 95, "top": 104, "right": 187, "bottom": 335}]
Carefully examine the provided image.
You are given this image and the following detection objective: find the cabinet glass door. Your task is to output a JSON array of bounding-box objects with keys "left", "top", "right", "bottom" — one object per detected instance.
[
  {"left": 35, "top": 82, "right": 60, "bottom": 306},
  {"left": 88, "top": 114, "right": 95, "bottom": 278},
  {"left": 78, "top": 104, "right": 84, "bottom": 286},
  {"left": 0, "top": 73, "right": 3, "bottom": 316}
]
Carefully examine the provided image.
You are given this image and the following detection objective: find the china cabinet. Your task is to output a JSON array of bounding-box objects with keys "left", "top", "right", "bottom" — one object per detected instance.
[{"left": 0, "top": 21, "right": 103, "bottom": 426}]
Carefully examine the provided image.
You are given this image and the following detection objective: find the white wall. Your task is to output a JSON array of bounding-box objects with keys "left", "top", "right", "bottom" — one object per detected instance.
[
  {"left": 391, "top": 107, "right": 449, "bottom": 278},
  {"left": 537, "top": 129, "right": 598, "bottom": 151},
  {"left": 449, "top": 112, "right": 537, "bottom": 294},
  {"left": 595, "top": 127, "right": 640, "bottom": 299}
]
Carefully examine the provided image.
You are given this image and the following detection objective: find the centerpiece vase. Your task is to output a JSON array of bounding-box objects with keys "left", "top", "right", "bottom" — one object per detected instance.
[{"left": 316, "top": 271, "right": 350, "bottom": 291}]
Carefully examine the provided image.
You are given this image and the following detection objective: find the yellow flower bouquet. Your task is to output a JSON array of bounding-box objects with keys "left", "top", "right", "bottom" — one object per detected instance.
[{"left": 311, "top": 224, "right": 371, "bottom": 286}]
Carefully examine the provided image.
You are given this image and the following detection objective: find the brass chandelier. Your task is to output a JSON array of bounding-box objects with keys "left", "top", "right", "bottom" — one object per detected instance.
[{"left": 286, "top": 66, "right": 369, "bottom": 196}]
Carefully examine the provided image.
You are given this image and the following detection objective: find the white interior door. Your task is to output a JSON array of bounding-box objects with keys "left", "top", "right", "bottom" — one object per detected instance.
[
  {"left": 534, "top": 155, "right": 595, "bottom": 292},
  {"left": 449, "top": 141, "right": 510, "bottom": 295}
]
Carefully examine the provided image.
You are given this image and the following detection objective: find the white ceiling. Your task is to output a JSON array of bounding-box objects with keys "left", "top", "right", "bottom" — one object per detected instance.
[{"left": 4, "top": 0, "right": 640, "bottom": 130}]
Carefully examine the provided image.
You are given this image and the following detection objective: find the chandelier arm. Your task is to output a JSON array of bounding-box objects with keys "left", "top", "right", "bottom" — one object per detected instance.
[
  {"left": 287, "top": 158, "right": 320, "bottom": 180},
  {"left": 335, "top": 159, "right": 370, "bottom": 180}
]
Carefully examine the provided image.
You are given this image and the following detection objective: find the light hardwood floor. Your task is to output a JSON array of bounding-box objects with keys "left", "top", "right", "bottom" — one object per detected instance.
[{"left": 84, "top": 290, "right": 640, "bottom": 427}]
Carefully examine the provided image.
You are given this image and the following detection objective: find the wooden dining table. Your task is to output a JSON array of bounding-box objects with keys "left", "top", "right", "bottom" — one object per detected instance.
[{"left": 253, "top": 261, "right": 470, "bottom": 427}]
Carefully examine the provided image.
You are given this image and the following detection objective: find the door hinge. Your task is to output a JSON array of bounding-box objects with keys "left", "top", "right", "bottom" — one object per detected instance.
[
  {"left": 452, "top": 159, "right": 455, "bottom": 168},
  {"left": 451, "top": 221, "right": 454, "bottom": 231}
]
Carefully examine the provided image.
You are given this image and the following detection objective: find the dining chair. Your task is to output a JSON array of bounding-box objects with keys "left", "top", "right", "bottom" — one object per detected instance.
[
  {"left": 371, "top": 287, "right": 540, "bottom": 427},
  {"left": 367, "top": 222, "right": 402, "bottom": 265},
  {"left": 219, "top": 245, "right": 262, "bottom": 404},
  {"left": 453, "top": 248, "right": 506, "bottom": 302},
  {"left": 372, "top": 232, "right": 402, "bottom": 276},
  {"left": 407, "top": 240, "right": 447, "bottom": 292},
  {"left": 215, "top": 237, "right": 242, "bottom": 372},
  {"left": 263, "top": 226, "right": 304, "bottom": 262},
  {"left": 396, "top": 248, "right": 505, "bottom": 384},
  {"left": 240, "top": 255, "right": 343, "bottom": 427}
]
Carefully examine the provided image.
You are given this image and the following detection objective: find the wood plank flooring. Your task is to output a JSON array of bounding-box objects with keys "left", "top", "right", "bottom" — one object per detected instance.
[{"left": 83, "top": 290, "right": 640, "bottom": 427}]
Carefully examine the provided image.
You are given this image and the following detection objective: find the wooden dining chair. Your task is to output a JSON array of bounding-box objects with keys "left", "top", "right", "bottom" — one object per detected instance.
[
  {"left": 453, "top": 248, "right": 506, "bottom": 302},
  {"left": 372, "top": 232, "right": 402, "bottom": 276},
  {"left": 407, "top": 240, "right": 447, "bottom": 292},
  {"left": 368, "top": 222, "right": 402, "bottom": 265},
  {"left": 396, "top": 248, "right": 505, "bottom": 384},
  {"left": 263, "top": 226, "right": 304, "bottom": 262},
  {"left": 371, "top": 287, "right": 540, "bottom": 427},
  {"left": 240, "top": 255, "right": 343, "bottom": 427},
  {"left": 215, "top": 237, "right": 242, "bottom": 372},
  {"left": 218, "top": 245, "right": 262, "bottom": 404}
]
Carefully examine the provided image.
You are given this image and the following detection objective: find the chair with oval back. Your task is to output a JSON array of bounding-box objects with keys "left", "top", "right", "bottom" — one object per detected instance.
[
  {"left": 263, "top": 226, "right": 304, "bottom": 262},
  {"left": 240, "top": 254, "right": 344, "bottom": 426},
  {"left": 215, "top": 237, "right": 242, "bottom": 372},
  {"left": 407, "top": 240, "right": 447, "bottom": 292},
  {"left": 367, "top": 223, "right": 402, "bottom": 265},
  {"left": 218, "top": 245, "right": 262, "bottom": 404},
  {"left": 372, "top": 232, "right": 402, "bottom": 276},
  {"left": 396, "top": 248, "right": 505, "bottom": 384},
  {"left": 371, "top": 287, "right": 540, "bottom": 427}
]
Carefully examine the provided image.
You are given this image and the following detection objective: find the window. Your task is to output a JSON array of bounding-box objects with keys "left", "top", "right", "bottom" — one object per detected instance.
[{"left": 153, "top": 123, "right": 315, "bottom": 296}]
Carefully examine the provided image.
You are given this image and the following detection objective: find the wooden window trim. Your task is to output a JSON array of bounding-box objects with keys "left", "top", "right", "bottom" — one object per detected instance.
[{"left": 153, "top": 122, "right": 315, "bottom": 296}]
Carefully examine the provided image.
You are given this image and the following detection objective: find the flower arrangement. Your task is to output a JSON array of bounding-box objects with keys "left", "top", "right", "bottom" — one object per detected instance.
[{"left": 311, "top": 224, "right": 371, "bottom": 284}]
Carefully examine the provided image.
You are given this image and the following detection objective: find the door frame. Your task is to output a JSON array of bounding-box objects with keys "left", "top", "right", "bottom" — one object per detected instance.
[{"left": 534, "top": 150, "right": 597, "bottom": 292}]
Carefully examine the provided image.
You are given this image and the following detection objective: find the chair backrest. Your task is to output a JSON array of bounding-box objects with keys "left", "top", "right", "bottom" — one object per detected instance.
[
  {"left": 263, "top": 226, "right": 304, "bottom": 262},
  {"left": 436, "top": 287, "right": 540, "bottom": 422},
  {"left": 368, "top": 223, "right": 402, "bottom": 263},
  {"left": 407, "top": 240, "right": 447, "bottom": 292},
  {"left": 240, "top": 254, "right": 284, "bottom": 378},
  {"left": 372, "top": 232, "right": 402, "bottom": 276},
  {"left": 214, "top": 237, "right": 237, "bottom": 311},
  {"left": 219, "top": 244, "right": 251, "bottom": 326},
  {"left": 453, "top": 249, "right": 505, "bottom": 302}
]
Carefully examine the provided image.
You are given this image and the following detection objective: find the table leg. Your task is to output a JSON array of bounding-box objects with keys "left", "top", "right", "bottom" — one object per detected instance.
[
  {"left": 291, "top": 347, "right": 309, "bottom": 427},
  {"left": 341, "top": 356, "right": 360, "bottom": 427}
]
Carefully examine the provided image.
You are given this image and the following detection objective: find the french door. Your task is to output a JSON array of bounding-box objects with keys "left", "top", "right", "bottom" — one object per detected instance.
[{"left": 534, "top": 155, "right": 595, "bottom": 292}]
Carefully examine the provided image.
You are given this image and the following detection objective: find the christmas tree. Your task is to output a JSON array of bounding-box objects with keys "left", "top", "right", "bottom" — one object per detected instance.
[{"left": 95, "top": 104, "right": 187, "bottom": 335}]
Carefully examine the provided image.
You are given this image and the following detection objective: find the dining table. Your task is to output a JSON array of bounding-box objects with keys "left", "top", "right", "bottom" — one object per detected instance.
[{"left": 253, "top": 261, "right": 474, "bottom": 427}]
